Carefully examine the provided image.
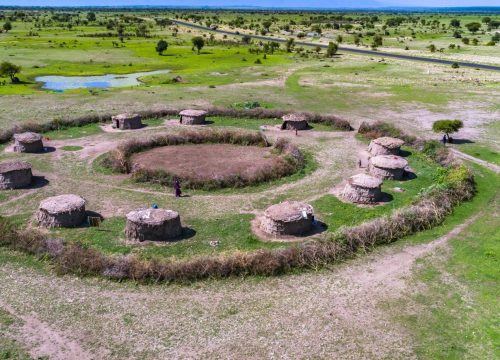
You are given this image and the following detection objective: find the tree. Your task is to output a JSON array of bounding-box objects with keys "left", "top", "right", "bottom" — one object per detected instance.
[
  {"left": 3, "top": 21, "right": 12, "bottom": 32},
  {"left": 465, "top": 22, "right": 481, "bottom": 34},
  {"left": 0, "top": 61, "right": 21, "bottom": 83},
  {"left": 285, "top": 38, "right": 295, "bottom": 53},
  {"left": 155, "top": 39, "right": 168, "bottom": 55},
  {"left": 372, "top": 35, "right": 383, "bottom": 48},
  {"left": 326, "top": 42, "right": 338, "bottom": 57},
  {"left": 191, "top": 36, "right": 204, "bottom": 54},
  {"left": 428, "top": 44, "right": 436, "bottom": 53},
  {"left": 86, "top": 12, "right": 96, "bottom": 22},
  {"left": 450, "top": 19, "right": 461, "bottom": 28},
  {"left": 135, "top": 24, "right": 150, "bottom": 38},
  {"left": 432, "top": 120, "right": 464, "bottom": 138},
  {"left": 336, "top": 34, "right": 343, "bottom": 43}
]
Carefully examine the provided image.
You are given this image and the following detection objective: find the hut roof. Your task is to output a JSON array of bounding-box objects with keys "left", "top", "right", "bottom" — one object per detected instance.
[
  {"left": 39, "top": 194, "right": 86, "bottom": 214},
  {"left": 370, "top": 155, "right": 408, "bottom": 169},
  {"left": 264, "top": 201, "right": 313, "bottom": 222},
  {"left": 372, "top": 137, "right": 405, "bottom": 149},
  {"left": 126, "top": 208, "right": 179, "bottom": 225},
  {"left": 348, "top": 173, "right": 383, "bottom": 188},
  {"left": 13, "top": 132, "right": 42, "bottom": 143},
  {"left": 0, "top": 161, "right": 32, "bottom": 173},
  {"left": 113, "top": 113, "right": 140, "bottom": 120},
  {"left": 179, "top": 109, "right": 207, "bottom": 117},
  {"left": 282, "top": 113, "right": 307, "bottom": 122}
]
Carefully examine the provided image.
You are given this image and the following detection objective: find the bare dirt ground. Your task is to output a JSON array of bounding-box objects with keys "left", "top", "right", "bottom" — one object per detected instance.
[
  {"left": 0, "top": 213, "right": 478, "bottom": 359},
  {"left": 131, "top": 144, "right": 278, "bottom": 180}
]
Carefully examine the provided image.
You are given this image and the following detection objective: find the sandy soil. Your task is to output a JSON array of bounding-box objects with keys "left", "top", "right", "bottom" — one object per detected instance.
[
  {"left": 131, "top": 144, "right": 278, "bottom": 180},
  {"left": 0, "top": 213, "right": 478, "bottom": 359}
]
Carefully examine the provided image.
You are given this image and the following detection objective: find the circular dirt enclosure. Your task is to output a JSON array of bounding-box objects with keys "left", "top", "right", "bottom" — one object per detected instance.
[{"left": 130, "top": 143, "right": 289, "bottom": 187}]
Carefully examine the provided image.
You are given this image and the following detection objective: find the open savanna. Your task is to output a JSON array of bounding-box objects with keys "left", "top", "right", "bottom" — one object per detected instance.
[{"left": 0, "top": 7, "right": 499, "bottom": 359}]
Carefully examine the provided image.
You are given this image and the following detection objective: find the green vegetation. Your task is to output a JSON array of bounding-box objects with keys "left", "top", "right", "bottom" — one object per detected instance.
[
  {"left": 61, "top": 145, "right": 83, "bottom": 152},
  {"left": 314, "top": 149, "right": 440, "bottom": 231},
  {"left": 392, "top": 163, "right": 499, "bottom": 358},
  {"left": 432, "top": 119, "right": 464, "bottom": 137},
  {"left": 43, "top": 123, "right": 102, "bottom": 140},
  {"left": 455, "top": 143, "right": 500, "bottom": 165}
]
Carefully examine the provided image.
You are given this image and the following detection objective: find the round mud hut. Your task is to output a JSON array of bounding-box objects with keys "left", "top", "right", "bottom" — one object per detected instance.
[
  {"left": 125, "top": 208, "right": 182, "bottom": 242},
  {"left": 179, "top": 109, "right": 207, "bottom": 125},
  {"left": 111, "top": 113, "right": 143, "bottom": 130},
  {"left": 260, "top": 201, "right": 314, "bottom": 236},
  {"left": 37, "top": 194, "right": 86, "bottom": 228},
  {"left": 368, "top": 137, "right": 405, "bottom": 156},
  {"left": 281, "top": 113, "right": 309, "bottom": 131},
  {"left": 368, "top": 155, "right": 408, "bottom": 180},
  {"left": 0, "top": 161, "right": 33, "bottom": 190},
  {"left": 13, "top": 132, "right": 44, "bottom": 153},
  {"left": 342, "top": 173, "right": 383, "bottom": 204}
]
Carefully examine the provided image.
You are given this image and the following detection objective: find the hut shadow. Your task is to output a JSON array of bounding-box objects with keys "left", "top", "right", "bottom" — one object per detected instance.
[
  {"left": 399, "top": 149, "right": 412, "bottom": 157},
  {"left": 28, "top": 176, "right": 49, "bottom": 189},
  {"left": 378, "top": 192, "right": 394, "bottom": 203},
  {"left": 402, "top": 171, "right": 417, "bottom": 181},
  {"left": 304, "top": 220, "right": 328, "bottom": 236},
  {"left": 80, "top": 211, "right": 105, "bottom": 229},
  {"left": 40, "top": 146, "right": 56, "bottom": 153},
  {"left": 203, "top": 120, "right": 215, "bottom": 125},
  {"left": 173, "top": 227, "right": 196, "bottom": 241}
]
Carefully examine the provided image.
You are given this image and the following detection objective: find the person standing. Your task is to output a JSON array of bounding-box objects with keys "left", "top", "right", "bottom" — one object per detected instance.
[{"left": 174, "top": 179, "right": 182, "bottom": 198}]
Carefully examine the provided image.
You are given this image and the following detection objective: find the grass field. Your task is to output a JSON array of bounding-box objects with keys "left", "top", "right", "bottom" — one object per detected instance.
[{"left": 0, "top": 7, "right": 499, "bottom": 359}]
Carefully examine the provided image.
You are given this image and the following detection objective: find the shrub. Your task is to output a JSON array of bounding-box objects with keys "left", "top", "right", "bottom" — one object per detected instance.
[{"left": 358, "top": 121, "right": 416, "bottom": 145}]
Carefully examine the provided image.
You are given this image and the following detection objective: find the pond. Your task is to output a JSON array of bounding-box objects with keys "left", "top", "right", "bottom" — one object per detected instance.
[{"left": 36, "top": 69, "right": 170, "bottom": 91}]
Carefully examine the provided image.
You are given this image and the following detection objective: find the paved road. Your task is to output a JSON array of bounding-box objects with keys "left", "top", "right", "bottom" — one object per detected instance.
[{"left": 172, "top": 19, "right": 500, "bottom": 71}]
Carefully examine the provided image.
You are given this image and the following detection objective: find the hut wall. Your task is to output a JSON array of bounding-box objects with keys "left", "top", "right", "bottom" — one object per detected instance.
[
  {"left": 15, "top": 140, "right": 44, "bottom": 153},
  {"left": 120, "top": 117, "right": 143, "bottom": 130},
  {"left": 368, "top": 164, "right": 405, "bottom": 180},
  {"left": 180, "top": 115, "right": 206, "bottom": 125},
  {"left": 342, "top": 183, "right": 382, "bottom": 203},
  {"left": 368, "top": 142, "right": 400, "bottom": 156},
  {"left": 281, "top": 120, "right": 308, "bottom": 131},
  {"left": 37, "top": 208, "right": 86, "bottom": 228},
  {"left": 260, "top": 215, "right": 312, "bottom": 236},
  {"left": 125, "top": 217, "right": 182, "bottom": 242},
  {"left": 0, "top": 168, "right": 32, "bottom": 190}
]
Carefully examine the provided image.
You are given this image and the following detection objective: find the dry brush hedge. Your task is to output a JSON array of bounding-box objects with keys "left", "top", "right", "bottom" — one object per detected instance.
[
  {"left": 0, "top": 107, "right": 352, "bottom": 144},
  {"left": 102, "top": 130, "right": 305, "bottom": 190},
  {"left": 0, "top": 164, "right": 475, "bottom": 283}
]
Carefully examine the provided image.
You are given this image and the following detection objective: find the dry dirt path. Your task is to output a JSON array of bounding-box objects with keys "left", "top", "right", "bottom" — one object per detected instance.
[
  {"left": 0, "top": 212, "right": 478, "bottom": 359},
  {"left": 450, "top": 148, "right": 500, "bottom": 173}
]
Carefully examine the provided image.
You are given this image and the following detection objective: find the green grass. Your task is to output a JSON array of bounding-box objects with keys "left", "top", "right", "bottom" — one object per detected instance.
[
  {"left": 388, "top": 163, "right": 500, "bottom": 358},
  {"left": 61, "top": 145, "right": 83, "bottom": 152},
  {"left": 52, "top": 213, "right": 287, "bottom": 261},
  {"left": 455, "top": 144, "right": 500, "bottom": 165},
  {"left": 43, "top": 123, "right": 102, "bottom": 140},
  {"left": 313, "top": 149, "right": 440, "bottom": 232},
  {"left": 0, "top": 309, "right": 31, "bottom": 360}
]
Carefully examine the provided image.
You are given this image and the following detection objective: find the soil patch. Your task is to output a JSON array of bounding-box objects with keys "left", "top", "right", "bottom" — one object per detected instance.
[{"left": 131, "top": 144, "right": 278, "bottom": 181}]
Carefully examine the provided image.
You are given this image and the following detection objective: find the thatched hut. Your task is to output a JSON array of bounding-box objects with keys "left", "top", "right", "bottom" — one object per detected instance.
[
  {"left": 179, "top": 109, "right": 207, "bottom": 125},
  {"left": 368, "top": 155, "right": 408, "bottom": 180},
  {"left": 368, "top": 137, "right": 405, "bottom": 156},
  {"left": 281, "top": 113, "right": 309, "bottom": 130},
  {"left": 37, "top": 194, "right": 86, "bottom": 228},
  {"left": 342, "top": 173, "right": 383, "bottom": 203},
  {"left": 0, "top": 161, "right": 32, "bottom": 190},
  {"left": 125, "top": 208, "right": 182, "bottom": 242},
  {"left": 13, "top": 132, "right": 44, "bottom": 153},
  {"left": 260, "top": 201, "right": 314, "bottom": 236},
  {"left": 111, "top": 113, "right": 143, "bottom": 130}
]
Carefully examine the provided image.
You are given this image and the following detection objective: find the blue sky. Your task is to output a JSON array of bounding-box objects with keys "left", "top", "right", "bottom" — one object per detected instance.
[{"left": 0, "top": 0, "right": 498, "bottom": 7}]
